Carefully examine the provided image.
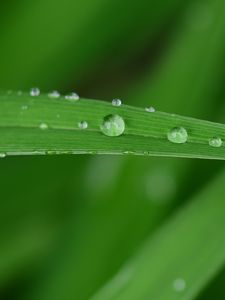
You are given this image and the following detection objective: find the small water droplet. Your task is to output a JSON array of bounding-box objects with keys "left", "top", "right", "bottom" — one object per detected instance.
[
  {"left": 21, "top": 105, "right": 28, "bottom": 110},
  {"left": 30, "top": 87, "right": 40, "bottom": 97},
  {"left": 167, "top": 127, "right": 188, "bottom": 144},
  {"left": 145, "top": 106, "right": 155, "bottom": 113},
  {"left": 100, "top": 114, "right": 125, "bottom": 137},
  {"left": 65, "top": 92, "right": 79, "bottom": 101},
  {"left": 78, "top": 121, "right": 88, "bottom": 129},
  {"left": 209, "top": 137, "right": 222, "bottom": 148},
  {"left": 48, "top": 90, "right": 60, "bottom": 98},
  {"left": 112, "top": 99, "right": 122, "bottom": 107},
  {"left": 123, "top": 150, "right": 135, "bottom": 155},
  {"left": 39, "top": 123, "right": 48, "bottom": 130},
  {"left": 173, "top": 278, "right": 186, "bottom": 292},
  {"left": 0, "top": 153, "right": 6, "bottom": 158},
  {"left": 56, "top": 114, "right": 60, "bottom": 118}
]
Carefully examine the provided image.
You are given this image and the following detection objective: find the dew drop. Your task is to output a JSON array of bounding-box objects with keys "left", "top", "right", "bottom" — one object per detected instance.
[
  {"left": 145, "top": 106, "right": 155, "bottom": 113},
  {"left": 100, "top": 114, "right": 125, "bottom": 137},
  {"left": 173, "top": 278, "right": 186, "bottom": 292},
  {"left": 167, "top": 127, "right": 188, "bottom": 144},
  {"left": 65, "top": 92, "right": 79, "bottom": 101},
  {"left": 21, "top": 105, "right": 28, "bottom": 110},
  {"left": 30, "top": 87, "right": 40, "bottom": 97},
  {"left": 209, "top": 137, "right": 222, "bottom": 148},
  {"left": 48, "top": 90, "right": 60, "bottom": 98},
  {"left": 78, "top": 121, "right": 88, "bottom": 129},
  {"left": 0, "top": 153, "right": 6, "bottom": 158},
  {"left": 39, "top": 122, "right": 48, "bottom": 130},
  {"left": 112, "top": 98, "right": 122, "bottom": 107}
]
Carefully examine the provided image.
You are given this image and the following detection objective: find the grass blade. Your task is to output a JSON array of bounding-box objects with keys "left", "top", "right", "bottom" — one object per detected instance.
[
  {"left": 1, "top": 93, "right": 225, "bottom": 160},
  {"left": 91, "top": 168, "right": 225, "bottom": 300},
  {"left": 0, "top": 0, "right": 188, "bottom": 90}
]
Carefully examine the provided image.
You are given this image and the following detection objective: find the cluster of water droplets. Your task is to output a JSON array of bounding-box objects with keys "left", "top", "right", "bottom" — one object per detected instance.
[
  {"left": 30, "top": 88, "right": 79, "bottom": 100},
  {"left": 5, "top": 90, "right": 225, "bottom": 153}
]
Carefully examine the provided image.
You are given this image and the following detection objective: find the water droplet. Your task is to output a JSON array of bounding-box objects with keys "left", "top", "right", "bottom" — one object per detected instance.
[
  {"left": 112, "top": 99, "right": 122, "bottom": 107},
  {"left": 65, "top": 92, "right": 79, "bottom": 101},
  {"left": 78, "top": 121, "right": 88, "bottom": 129},
  {"left": 0, "top": 153, "right": 6, "bottom": 158},
  {"left": 39, "top": 123, "right": 48, "bottom": 130},
  {"left": 48, "top": 90, "right": 60, "bottom": 98},
  {"left": 145, "top": 106, "right": 155, "bottom": 113},
  {"left": 30, "top": 87, "right": 40, "bottom": 97},
  {"left": 209, "top": 137, "right": 222, "bottom": 148},
  {"left": 100, "top": 114, "right": 125, "bottom": 137},
  {"left": 21, "top": 105, "right": 28, "bottom": 110},
  {"left": 173, "top": 278, "right": 186, "bottom": 292},
  {"left": 167, "top": 127, "right": 188, "bottom": 144},
  {"left": 56, "top": 114, "right": 60, "bottom": 118}
]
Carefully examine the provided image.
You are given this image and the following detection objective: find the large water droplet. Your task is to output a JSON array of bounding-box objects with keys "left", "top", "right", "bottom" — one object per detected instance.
[
  {"left": 173, "top": 278, "right": 186, "bottom": 292},
  {"left": 112, "top": 99, "right": 122, "bottom": 107},
  {"left": 48, "top": 90, "right": 60, "bottom": 98},
  {"left": 209, "top": 137, "right": 222, "bottom": 148},
  {"left": 100, "top": 114, "right": 125, "bottom": 137},
  {"left": 65, "top": 92, "right": 79, "bottom": 101},
  {"left": 145, "top": 106, "right": 155, "bottom": 113},
  {"left": 30, "top": 87, "right": 40, "bottom": 97},
  {"left": 78, "top": 121, "right": 88, "bottom": 129},
  {"left": 0, "top": 153, "right": 6, "bottom": 158},
  {"left": 167, "top": 127, "right": 188, "bottom": 144},
  {"left": 39, "top": 123, "right": 48, "bottom": 130}
]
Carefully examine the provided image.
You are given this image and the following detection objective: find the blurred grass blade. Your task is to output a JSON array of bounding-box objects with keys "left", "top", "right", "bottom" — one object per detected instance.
[
  {"left": 1, "top": 93, "right": 225, "bottom": 159},
  {"left": 0, "top": 155, "right": 87, "bottom": 289},
  {"left": 0, "top": 0, "right": 188, "bottom": 90},
  {"left": 91, "top": 169, "right": 225, "bottom": 300},
  {"left": 130, "top": 0, "right": 225, "bottom": 117}
]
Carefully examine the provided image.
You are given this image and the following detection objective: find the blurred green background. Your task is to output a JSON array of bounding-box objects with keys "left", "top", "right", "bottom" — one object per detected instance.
[{"left": 1, "top": 0, "right": 225, "bottom": 299}]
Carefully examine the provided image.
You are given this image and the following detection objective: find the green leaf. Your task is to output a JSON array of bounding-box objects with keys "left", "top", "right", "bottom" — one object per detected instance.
[
  {"left": 91, "top": 168, "right": 225, "bottom": 300},
  {"left": 1, "top": 92, "right": 225, "bottom": 160}
]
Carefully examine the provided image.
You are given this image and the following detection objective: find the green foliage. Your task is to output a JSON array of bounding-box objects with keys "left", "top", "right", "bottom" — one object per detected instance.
[{"left": 1, "top": 0, "right": 225, "bottom": 299}]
